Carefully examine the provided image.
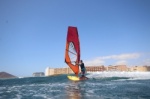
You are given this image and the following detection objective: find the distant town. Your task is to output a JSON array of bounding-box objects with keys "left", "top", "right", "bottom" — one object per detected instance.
[
  {"left": 33, "top": 65, "right": 150, "bottom": 77},
  {"left": 1, "top": 65, "right": 150, "bottom": 78}
]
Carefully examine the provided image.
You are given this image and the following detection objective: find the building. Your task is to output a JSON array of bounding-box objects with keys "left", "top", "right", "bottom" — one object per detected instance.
[
  {"left": 86, "top": 66, "right": 105, "bottom": 72},
  {"left": 32, "top": 72, "right": 45, "bottom": 77},
  {"left": 45, "top": 67, "right": 74, "bottom": 76},
  {"left": 129, "top": 66, "right": 150, "bottom": 72},
  {"left": 106, "top": 65, "right": 128, "bottom": 71}
]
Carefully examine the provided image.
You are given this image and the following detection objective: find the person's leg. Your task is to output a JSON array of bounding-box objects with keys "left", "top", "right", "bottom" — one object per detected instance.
[{"left": 82, "top": 70, "right": 85, "bottom": 77}]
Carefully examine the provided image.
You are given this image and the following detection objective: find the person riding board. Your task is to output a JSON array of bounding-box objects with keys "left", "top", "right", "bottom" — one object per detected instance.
[{"left": 79, "top": 60, "right": 86, "bottom": 77}]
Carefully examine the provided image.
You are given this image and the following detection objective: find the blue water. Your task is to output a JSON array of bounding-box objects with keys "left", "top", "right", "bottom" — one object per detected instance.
[{"left": 0, "top": 72, "right": 150, "bottom": 99}]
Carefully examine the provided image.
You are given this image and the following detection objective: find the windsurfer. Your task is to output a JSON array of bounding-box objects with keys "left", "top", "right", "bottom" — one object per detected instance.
[{"left": 79, "top": 60, "right": 86, "bottom": 77}]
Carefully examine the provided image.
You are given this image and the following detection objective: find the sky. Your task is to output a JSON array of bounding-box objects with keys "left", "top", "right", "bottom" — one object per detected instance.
[{"left": 0, "top": 0, "right": 150, "bottom": 77}]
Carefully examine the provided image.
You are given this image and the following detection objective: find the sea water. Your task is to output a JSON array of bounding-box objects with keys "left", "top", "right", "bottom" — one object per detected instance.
[{"left": 0, "top": 72, "right": 150, "bottom": 99}]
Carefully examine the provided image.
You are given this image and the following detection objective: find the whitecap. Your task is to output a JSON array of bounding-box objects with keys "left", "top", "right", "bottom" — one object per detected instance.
[{"left": 87, "top": 71, "right": 150, "bottom": 80}]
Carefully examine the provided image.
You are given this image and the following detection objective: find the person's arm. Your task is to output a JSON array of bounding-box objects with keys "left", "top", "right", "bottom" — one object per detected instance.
[{"left": 75, "top": 61, "right": 81, "bottom": 65}]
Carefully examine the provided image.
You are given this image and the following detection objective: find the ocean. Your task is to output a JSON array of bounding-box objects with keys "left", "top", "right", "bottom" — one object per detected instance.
[{"left": 0, "top": 72, "right": 150, "bottom": 99}]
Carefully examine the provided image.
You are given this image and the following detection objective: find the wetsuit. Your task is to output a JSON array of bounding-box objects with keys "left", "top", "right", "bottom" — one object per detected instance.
[{"left": 80, "top": 63, "right": 86, "bottom": 77}]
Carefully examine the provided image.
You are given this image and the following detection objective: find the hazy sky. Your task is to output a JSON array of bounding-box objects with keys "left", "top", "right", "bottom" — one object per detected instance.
[{"left": 0, "top": 0, "right": 150, "bottom": 77}]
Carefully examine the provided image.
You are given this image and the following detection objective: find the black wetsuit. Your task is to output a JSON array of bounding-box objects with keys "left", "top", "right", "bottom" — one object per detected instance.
[{"left": 80, "top": 63, "right": 85, "bottom": 77}]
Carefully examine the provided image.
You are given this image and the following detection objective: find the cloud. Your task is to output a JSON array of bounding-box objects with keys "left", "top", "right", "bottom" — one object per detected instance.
[
  {"left": 84, "top": 58, "right": 105, "bottom": 66},
  {"left": 141, "top": 59, "right": 150, "bottom": 66},
  {"left": 84, "top": 53, "right": 141, "bottom": 66},
  {"left": 115, "top": 60, "right": 127, "bottom": 65},
  {"left": 99, "top": 53, "right": 140, "bottom": 60}
]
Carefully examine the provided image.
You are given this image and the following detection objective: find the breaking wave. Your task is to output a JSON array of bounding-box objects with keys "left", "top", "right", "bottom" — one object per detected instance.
[{"left": 87, "top": 71, "right": 150, "bottom": 80}]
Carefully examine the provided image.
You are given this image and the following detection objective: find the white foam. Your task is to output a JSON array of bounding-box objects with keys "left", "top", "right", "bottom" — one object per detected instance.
[
  {"left": 33, "top": 94, "right": 51, "bottom": 99},
  {"left": 0, "top": 86, "right": 6, "bottom": 90},
  {"left": 87, "top": 71, "right": 150, "bottom": 80},
  {"left": 0, "top": 82, "right": 67, "bottom": 99},
  {"left": 16, "top": 94, "right": 22, "bottom": 99}
]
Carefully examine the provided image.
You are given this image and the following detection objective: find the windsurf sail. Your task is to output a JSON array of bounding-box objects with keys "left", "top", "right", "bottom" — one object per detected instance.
[{"left": 65, "top": 26, "right": 80, "bottom": 76}]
